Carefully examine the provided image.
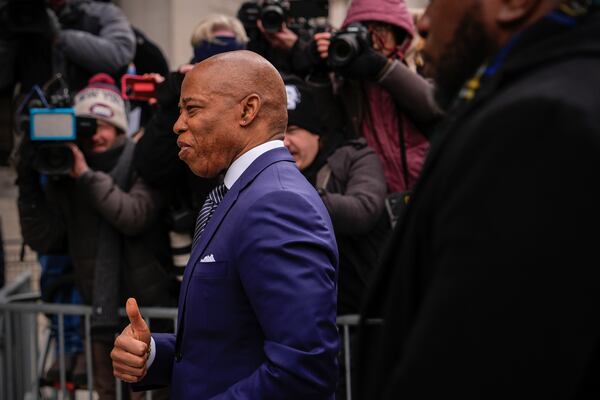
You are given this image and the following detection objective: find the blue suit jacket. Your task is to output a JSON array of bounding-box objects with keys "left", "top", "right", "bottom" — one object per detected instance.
[{"left": 136, "top": 147, "right": 339, "bottom": 399}]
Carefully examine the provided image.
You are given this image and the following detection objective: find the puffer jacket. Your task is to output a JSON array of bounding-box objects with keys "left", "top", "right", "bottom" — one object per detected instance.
[{"left": 54, "top": 0, "right": 136, "bottom": 90}]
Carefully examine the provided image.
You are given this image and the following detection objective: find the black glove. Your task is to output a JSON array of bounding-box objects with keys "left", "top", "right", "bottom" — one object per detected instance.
[
  {"left": 290, "top": 37, "right": 326, "bottom": 76},
  {"left": 335, "top": 42, "right": 389, "bottom": 81}
]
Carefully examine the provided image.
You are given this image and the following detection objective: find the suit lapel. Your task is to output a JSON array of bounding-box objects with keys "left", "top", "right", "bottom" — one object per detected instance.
[{"left": 177, "top": 147, "right": 295, "bottom": 326}]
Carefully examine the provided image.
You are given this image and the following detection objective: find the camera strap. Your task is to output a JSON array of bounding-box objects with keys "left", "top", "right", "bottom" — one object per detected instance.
[{"left": 361, "top": 82, "right": 411, "bottom": 192}]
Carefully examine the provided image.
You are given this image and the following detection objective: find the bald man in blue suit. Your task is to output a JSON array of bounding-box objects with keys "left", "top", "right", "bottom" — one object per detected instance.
[{"left": 110, "top": 51, "right": 339, "bottom": 399}]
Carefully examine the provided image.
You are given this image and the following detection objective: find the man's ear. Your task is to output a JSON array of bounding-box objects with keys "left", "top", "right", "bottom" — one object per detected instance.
[
  {"left": 239, "top": 94, "right": 261, "bottom": 127},
  {"left": 497, "top": 0, "right": 543, "bottom": 25}
]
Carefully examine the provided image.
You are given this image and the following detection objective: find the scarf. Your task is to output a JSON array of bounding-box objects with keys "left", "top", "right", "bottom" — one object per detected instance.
[
  {"left": 192, "top": 36, "right": 246, "bottom": 64},
  {"left": 88, "top": 139, "right": 136, "bottom": 335}
]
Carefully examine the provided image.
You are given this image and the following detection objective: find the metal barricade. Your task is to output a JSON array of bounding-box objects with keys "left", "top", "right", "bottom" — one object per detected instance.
[
  {"left": 1, "top": 295, "right": 378, "bottom": 400},
  {"left": 0, "top": 297, "right": 177, "bottom": 400}
]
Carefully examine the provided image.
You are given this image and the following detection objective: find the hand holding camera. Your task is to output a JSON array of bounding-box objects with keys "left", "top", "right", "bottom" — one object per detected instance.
[
  {"left": 66, "top": 143, "right": 89, "bottom": 179},
  {"left": 314, "top": 23, "right": 389, "bottom": 81},
  {"left": 257, "top": 19, "right": 298, "bottom": 51}
]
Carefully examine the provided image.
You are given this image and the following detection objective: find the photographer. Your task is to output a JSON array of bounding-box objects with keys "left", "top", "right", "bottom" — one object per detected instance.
[
  {"left": 237, "top": 0, "right": 328, "bottom": 77},
  {"left": 314, "top": 0, "right": 442, "bottom": 198},
  {"left": 17, "top": 73, "right": 173, "bottom": 399}
]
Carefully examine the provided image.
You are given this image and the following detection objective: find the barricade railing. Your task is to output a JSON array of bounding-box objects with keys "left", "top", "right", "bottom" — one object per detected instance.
[{"left": 1, "top": 295, "right": 381, "bottom": 400}]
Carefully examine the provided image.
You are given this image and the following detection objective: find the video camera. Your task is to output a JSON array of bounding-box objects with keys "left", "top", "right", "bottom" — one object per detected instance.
[
  {"left": 29, "top": 109, "right": 97, "bottom": 176},
  {"left": 328, "top": 23, "right": 371, "bottom": 68},
  {"left": 20, "top": 76, "right": 97, "bottom": 176},
  {"left": 238, "top": 0, "right": 329, "bottom": 33}
]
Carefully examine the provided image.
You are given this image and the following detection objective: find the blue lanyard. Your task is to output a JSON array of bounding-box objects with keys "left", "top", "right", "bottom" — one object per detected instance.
[{"left": 483, "top": 8, "right": 580, "bottom": 78}]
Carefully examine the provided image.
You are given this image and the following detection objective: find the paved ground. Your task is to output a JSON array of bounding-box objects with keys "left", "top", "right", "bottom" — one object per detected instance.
[{"left": 0, "top": 165, "right": 40, "bottom": 290}]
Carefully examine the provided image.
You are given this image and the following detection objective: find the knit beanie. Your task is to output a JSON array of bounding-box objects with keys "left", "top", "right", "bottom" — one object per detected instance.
[
  {"left": 285, "top": 81, "right": 325, "bottom": 137},
  {"left": 74, "top": 73, "right": 128, "bottom": 133}
]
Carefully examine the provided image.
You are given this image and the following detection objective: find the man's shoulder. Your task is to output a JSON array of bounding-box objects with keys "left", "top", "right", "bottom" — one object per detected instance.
[{"left": 246, "top": 158, "right": 319, "bottom": 203}]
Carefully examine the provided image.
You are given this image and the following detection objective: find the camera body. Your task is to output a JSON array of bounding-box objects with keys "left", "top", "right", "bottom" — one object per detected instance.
[
  {"left": 29, "top": 108, "right": 97, "bottom": 176},
  {"left": 238, "top": 0, "right": 328, "bottom": 34},
  {"left": 121, "top": 74, "right": 157, "bottom": 102},
  {"left": 261, "top": 0, "right": 287, "bottom": 33},
  {"left": 328, "top": 23, "right": 371, "bottom": 68}
]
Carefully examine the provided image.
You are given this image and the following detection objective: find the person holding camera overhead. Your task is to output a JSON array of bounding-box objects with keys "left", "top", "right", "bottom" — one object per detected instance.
[
  {"left": 17, "top": 73, "right": 174, "bottom": 400},
  {"left": 314, "top": 0, "right": 442, "bottom": 220}
]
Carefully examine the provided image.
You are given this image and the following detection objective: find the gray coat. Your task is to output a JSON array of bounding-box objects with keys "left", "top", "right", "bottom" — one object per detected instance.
[
  {"left": 317, "top": 139, "right": 389, "bottom": 314},
  {"left": 54, "top": 0, "right": 135, "bottom": 89}
]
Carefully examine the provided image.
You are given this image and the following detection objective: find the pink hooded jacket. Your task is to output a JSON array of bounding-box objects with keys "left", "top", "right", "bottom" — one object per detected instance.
[{"left": 341, "top": 0, "right": 429, "bottom": 193}]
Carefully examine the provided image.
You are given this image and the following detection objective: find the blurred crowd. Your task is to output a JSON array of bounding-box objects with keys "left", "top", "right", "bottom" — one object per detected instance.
[{"left": 2, "top": 0, "right": 599, "bottom": 399}]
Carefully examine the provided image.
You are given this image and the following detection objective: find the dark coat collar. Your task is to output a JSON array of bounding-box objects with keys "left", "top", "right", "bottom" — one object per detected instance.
[{"left": 501, "top": 10, "right": 600, "bottom": 78}]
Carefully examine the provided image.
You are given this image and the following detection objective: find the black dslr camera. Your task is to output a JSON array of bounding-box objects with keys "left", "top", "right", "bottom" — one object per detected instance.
[
  {"left": 328, "top": 22, "right": 371, "bottom": 68},
  {"left": 238, "top": 0, "right": 328, "bottom": 33}
]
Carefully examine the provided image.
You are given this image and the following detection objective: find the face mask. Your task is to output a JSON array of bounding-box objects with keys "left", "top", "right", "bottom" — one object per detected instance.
[{"left": 192, "top": 36, "right": 246, "bottom": 63}]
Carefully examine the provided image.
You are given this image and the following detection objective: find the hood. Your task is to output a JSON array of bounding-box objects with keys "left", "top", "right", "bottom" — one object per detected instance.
[{"left": 342, "top": 0, "right": 415, "bottom": 53}]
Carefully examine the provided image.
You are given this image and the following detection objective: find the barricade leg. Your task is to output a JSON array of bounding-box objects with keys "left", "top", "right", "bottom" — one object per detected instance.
[
  {"left": 58, "top": 312, "right": 68, "bottom": 399},
  {"left": 37, "top": 329, "right": 52, "bottom": 397},
  {"left": 30, "top": 312, "right": 40, "bottom": 400},
  {"left": 344, "top": 324, "right": 352, "bottom": 400},
  {"left": 5, "top": 310, "right": 14, "bottom": 400},
  {"left": 84, "top": 313, "right": 94, "bottom": 400}
]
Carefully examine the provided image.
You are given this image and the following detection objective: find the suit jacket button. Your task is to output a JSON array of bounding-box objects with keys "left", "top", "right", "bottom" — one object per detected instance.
[{"left": 175, "top": 352, "right": 182, "bottom": 362}]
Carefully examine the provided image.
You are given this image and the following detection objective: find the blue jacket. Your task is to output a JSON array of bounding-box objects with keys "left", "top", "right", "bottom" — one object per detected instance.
[{"left": 137, "top": 147, "right": 339, "bottom": 399}]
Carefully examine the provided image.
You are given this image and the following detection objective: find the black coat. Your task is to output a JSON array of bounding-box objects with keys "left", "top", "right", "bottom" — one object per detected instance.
[{"left": 356, "top": 10, "right": 600, "bottom": 400}]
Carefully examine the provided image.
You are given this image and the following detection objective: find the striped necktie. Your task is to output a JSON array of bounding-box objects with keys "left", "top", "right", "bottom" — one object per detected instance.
[{"left": 192, "top": 183, "right": 228, "bottom": 249}]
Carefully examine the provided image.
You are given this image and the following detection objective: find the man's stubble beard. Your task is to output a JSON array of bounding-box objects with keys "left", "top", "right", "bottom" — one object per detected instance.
[{"left": 433, "top": 2, "right": 499, "bottom": 109}]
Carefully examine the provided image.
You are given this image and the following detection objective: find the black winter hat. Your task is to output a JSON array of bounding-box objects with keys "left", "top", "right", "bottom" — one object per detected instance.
[{"left": 285, "top": 81, "right": 326, "bottom": 137}]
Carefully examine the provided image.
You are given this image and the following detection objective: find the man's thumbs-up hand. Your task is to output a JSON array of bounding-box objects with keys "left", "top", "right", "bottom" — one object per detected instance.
[
  {"left": 111, "top": 298, "right": 151, "bottom": 383},
  {"left": 126, "top": 298, "right": 151, "bottom": 346}
]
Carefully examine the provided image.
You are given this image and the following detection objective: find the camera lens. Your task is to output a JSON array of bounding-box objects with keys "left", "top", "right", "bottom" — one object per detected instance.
[
  {"left": 261, "top": 5, "right": 285, "bottom": 32},
  {"left": 329, "top": 34, "right": 360, "bottom": 67},
  {"left": 35, "top": 143, "right": 74, "bottom": 175}
]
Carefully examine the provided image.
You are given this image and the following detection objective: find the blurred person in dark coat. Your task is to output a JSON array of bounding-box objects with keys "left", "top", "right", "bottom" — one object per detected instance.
[{"left": 356, "top": 0, "right": 600, "bottom": 399}]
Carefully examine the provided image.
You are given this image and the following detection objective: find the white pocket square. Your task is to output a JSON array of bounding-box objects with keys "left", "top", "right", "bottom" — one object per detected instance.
[{"left": 200, "top": 254, "right": 216, "bottom": 263}]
